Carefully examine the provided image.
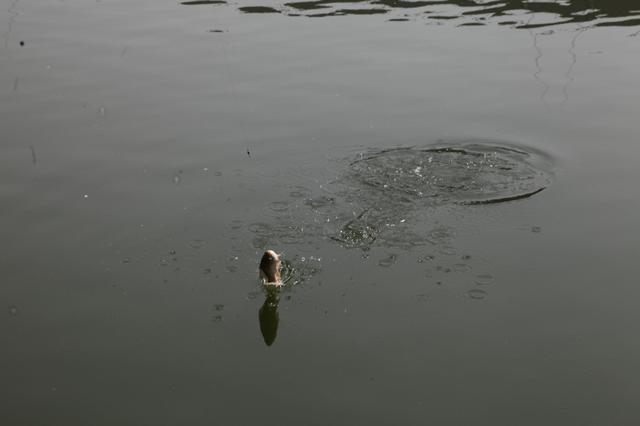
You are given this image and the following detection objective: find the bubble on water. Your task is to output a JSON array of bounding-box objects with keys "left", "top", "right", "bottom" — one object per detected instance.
[
  {"left": 211, "top": 315, "right": 223, "bottom": 323},
  {"left": 8, "top": 305, "right": 18, "bottom": 316},
  {"left": 213, "top": 304, "right": 224, "bottom": 311},
  {"left": 467, "top": 289, "right": 488, "bottom": 299},
  {"left": 475, "top": 274, "right": 494, "bottom": 285},
  {"left": 378, "top": 254, "right": 397, "bottom": 267},
  {"left": 531, "top": 226, "right": 542, "bottom": 233}
]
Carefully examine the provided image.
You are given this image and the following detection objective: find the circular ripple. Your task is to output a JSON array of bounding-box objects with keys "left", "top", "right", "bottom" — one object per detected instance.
[
  {"left": 268, "top": 201, "right": 290, "bottom": 212},
  {"left": 347, "top": 142, "right": 553, "bottom": 206},
  {"left": 467, "top": 289, "right": 488, "bottom": 300},
  {"left": 475, "top": 274, "right": 495, "bottom": 285}
]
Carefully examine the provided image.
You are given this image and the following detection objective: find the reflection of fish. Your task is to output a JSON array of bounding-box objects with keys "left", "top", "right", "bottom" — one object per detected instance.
[
  {"left": 259, "top": 288, "right": 280, "bottom": 346},
  {"left": 259, "top": 249, "right": 283, "bottom": 285}
]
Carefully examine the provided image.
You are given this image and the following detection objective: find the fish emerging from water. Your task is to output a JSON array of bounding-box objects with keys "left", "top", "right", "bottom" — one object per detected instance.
[{"left": 259, "top": 250, "right": 282, "bottom": 285}]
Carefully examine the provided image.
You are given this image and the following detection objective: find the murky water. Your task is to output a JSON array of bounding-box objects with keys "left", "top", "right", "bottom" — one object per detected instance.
[{"left": 2, "top": 1, "right": 640, "bottom": 425}]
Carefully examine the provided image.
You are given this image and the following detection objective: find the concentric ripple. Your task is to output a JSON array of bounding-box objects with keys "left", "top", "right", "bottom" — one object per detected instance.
[{"left": 346, "top": 142, "right": 553, "bottom": 206}]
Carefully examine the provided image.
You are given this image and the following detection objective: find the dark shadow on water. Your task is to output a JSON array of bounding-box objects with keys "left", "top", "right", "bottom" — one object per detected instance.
[
  {"left": 239, "top": 6, "right": 281, "bottom": 13},
  {"left": 184, "top": 0, "right": 640, "bottom": 29},
  {"left": 180, "top": 0, "right": 226, "bottom": 4}
]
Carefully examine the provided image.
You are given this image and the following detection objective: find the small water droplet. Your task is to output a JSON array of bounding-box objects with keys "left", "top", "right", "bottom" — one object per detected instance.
[{"left": 8, "top": 305, "right": 18, "bottom": 316}]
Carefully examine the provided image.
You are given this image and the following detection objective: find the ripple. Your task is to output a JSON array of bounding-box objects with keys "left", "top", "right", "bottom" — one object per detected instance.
[
  {"left": 218, "top": 1, "right": 640, "bottom": 29},
  {"left": 438, "top": 246, "right": 458, "bottom": 256},
  {"left": 304, "top": 196, "right": 335, "bottom": 209},
  {"left": 347, "top": 143, "right": 553, "bottom": 206},
  {"left": 378, "top": 254, "right": 397, "bottom": 267},
  {"left": 280, "top": 257, "right": 320, "bottom": 285},
  {"left": 268, "top": 201, "right": 290, "bottom": 212},
  {"left": 467, "top": 289, "right": 487, "bottom": 300},
  {"left": 190, "top": 239, "right": 205, "bottom": 249},
  {"left": 246, "top": 141, "right": 554, "bottom": 252},
  {"left": 289, "top": 186, "right": 310, "bottom": 198},
  {"left": 474, "top": 274, "right": 494, "bottom": 286},
  {"left": 453, "top": 263, "right": 472, "bottom": 272}
]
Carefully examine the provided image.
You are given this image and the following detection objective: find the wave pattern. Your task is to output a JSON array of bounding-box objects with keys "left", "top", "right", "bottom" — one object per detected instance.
[{"left": 184, "top": 0, "right": 640, "bottom": 29}]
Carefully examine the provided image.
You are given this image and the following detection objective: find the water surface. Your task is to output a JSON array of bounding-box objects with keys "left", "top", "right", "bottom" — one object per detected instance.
[{"left": 2, "top": 1, "right": 640, "bottom": 425}]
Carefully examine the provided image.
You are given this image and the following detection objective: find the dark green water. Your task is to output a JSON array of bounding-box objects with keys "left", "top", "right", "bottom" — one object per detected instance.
[{"left": 2, "top": 1, "right": 640, "bottom": 424}]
